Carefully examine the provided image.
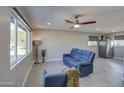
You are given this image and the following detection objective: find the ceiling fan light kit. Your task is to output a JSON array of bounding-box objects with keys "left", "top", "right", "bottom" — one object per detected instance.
[
  {"left": 65, "top": 14, "right": 96, "bottom": 29},
  {"left": 74, "top": 24, "right": 80, "bottom": 28}
]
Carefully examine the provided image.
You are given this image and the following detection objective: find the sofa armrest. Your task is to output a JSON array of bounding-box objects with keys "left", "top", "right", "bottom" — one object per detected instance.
[{"left": 88, "top": 52, "right": 95, "bottom": 63}]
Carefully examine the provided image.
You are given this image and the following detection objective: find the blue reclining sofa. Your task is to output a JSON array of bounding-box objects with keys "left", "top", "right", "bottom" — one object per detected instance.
[{"left": 63, "top": 48, "right": 95, "bottom": 77}]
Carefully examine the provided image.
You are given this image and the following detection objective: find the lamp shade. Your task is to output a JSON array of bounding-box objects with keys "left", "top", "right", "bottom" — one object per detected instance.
[{"left": 33, "top": 40, "right": 41, "bottom": 45}]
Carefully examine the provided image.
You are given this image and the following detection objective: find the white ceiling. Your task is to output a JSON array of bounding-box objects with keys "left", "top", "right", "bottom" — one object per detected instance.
[{"left": 21, "top": 6, "right": 124, "bottom": 33}]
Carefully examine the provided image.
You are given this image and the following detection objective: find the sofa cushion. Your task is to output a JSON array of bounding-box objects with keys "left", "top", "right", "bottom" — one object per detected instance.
[
  {"left": 71, "top": 48, "right": 78, "bottom": 58},
  {"left": 71, "top": 48, "right": 82, "bottom": 61},
  {"left": 80, "top": 55, "right": 89, "bottom": 61},
  {"left": 82, "top": 50, "right": 91, "bottom": 56},
  {"left": 69, "top": 60, "right": 86, "bottom": 67},
  {"left": 63, "top": 56, "right": 82, "bottom": 67},
  {"left": 64, "top": 56, "right": 87, "bottom": 66}
]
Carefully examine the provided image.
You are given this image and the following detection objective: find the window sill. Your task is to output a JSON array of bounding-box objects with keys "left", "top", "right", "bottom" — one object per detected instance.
[{"left": 10, "top": 51, "right": 32, "bottom": 70}]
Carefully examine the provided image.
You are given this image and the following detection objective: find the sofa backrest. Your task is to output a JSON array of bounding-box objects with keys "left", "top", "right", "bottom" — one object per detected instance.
[
  {"left": 71, "top": 48, "right": 81, "bottom": 61},
  {"left": 71, "top": 48, "right": 94, "bottom": 62}
]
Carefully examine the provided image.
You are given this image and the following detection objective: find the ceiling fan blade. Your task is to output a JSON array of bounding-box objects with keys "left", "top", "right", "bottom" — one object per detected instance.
[
  {"left": 79, "top": 21, "right": 96, "bottom": 25},
  {"left": 64, "top": 19, "right": 74, "bottom": 24}
]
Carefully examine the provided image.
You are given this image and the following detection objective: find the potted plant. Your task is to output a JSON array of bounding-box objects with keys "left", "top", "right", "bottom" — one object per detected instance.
[{"left": 41, "top": 49, "right": 46, "bottom": 62}]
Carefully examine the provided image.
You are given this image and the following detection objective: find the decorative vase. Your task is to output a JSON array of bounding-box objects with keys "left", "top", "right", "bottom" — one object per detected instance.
[{"left": 41, "top": 49, "right": 46, "bottom": 62}]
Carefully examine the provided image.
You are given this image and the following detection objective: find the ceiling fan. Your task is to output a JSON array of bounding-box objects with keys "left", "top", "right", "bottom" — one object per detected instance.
[{"left": 64, "top": 14, "right": 96, "bottom": 29}]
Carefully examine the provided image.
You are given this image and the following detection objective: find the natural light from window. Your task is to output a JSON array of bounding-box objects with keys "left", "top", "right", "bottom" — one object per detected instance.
[{"left": 10, "top": 9, "right": 32, "bottom": 67}]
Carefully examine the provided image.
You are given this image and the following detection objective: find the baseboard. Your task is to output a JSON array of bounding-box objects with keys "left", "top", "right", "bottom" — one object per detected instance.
[
  {"left": 21, "top": 62, "right": 33, "bottom": 87},
  {"left": 38, "top": 58, "right": 62, "bottom": 62},
  {"left": 46, "top": 58, "right": 62, "bottom": 62}
]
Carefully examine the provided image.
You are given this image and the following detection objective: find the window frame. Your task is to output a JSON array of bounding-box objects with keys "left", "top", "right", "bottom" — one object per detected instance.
[
  {"left": 88, "top": 36, "right": 98, "bottom": 46},
  {"left": 10, "top": 14, "right": 17, "bottom": 63},
  {"left": 10, "top": 9, "right": 32, "bottom": 69}
]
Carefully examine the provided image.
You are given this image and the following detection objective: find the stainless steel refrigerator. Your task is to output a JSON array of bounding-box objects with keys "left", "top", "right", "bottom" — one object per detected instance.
[{"left": 98, "top": 39, "right": 113, "bottom": 58}]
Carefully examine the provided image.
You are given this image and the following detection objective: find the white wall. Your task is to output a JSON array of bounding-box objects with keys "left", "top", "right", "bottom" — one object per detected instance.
[
  {"left": 33, "top": 29, "right": 99, "bottom": 61},
  {"left": 0, "top": 7, "right": 33, "bottom": 87},
  {"left": 0, "top": 6, "right": 12, "bottom": 86}
]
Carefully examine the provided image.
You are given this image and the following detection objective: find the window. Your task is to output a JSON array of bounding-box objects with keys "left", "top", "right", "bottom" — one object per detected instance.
[
  {"left": 10, "top": 9, "right": 32, "bottom": 67},
  {"left": 88, "top": 36, "right": 98, "bottom": 46},
  {"left": 114, "top": 35, "right": 124, "bottom": 46},
  {"left": 114, "top": 40, "right": 124, "bottom": 46},
  {"left": 17, "top": 22, "right": 27, "bottom": 60}
]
